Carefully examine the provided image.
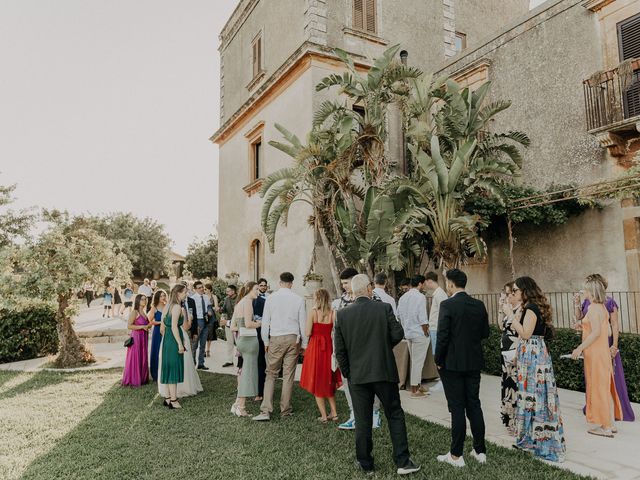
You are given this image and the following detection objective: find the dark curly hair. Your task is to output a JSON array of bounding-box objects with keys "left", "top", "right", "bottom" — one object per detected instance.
[{"left": 514, "top": 276, "right": 552, "bottom": 327}]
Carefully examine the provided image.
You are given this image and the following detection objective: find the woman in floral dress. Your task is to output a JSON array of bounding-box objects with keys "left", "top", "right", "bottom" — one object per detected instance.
[{"left": 511, "top": 276, "right": 565, "bottom": 462}]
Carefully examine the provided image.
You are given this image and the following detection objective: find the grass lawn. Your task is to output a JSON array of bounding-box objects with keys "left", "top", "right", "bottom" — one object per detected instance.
[{"left": 0, "top": 369, "right": 586, "bottom": 480}]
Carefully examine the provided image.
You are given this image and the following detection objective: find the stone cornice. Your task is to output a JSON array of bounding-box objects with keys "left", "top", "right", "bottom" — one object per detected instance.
[
  {"left": 219, "top": 0, "right": 260, "bottom": 53},
  {"left": 581, "top": 0, "right": 615, "bottom": 12},
  {"left": 449, "top": 58, "right": 492, "bottom": 82},
  {"left": 210, "top": 41, "right": 371, "bottom": 145}
]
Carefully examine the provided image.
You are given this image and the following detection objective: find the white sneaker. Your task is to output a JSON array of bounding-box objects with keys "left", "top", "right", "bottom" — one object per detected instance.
[
  {"left": 470, "top": 450, "right": 487, "bottom": 464},
  {"left": 252, "top": 412, "right": 270, "bottom": 421},
  {"left": 436, "top": 452, "right": 465, "bottom": 468}
]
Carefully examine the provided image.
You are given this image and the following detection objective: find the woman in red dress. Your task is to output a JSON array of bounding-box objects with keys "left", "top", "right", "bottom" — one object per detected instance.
[{"left": 300, "top": 288, "right": 342, "bottom": 423}]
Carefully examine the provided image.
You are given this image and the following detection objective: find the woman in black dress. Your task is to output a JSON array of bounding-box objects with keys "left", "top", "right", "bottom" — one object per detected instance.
[{"left": 499, "top": 282, "right": 520, "bottom": 435}]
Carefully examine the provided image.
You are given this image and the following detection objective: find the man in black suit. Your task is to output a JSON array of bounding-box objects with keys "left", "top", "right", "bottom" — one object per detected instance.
[
  {"left": 435, "top": 269, "right": 490, "bottom": 468},
  {"left": 334, "top": 274, "right": 420, "bottom": 476}
]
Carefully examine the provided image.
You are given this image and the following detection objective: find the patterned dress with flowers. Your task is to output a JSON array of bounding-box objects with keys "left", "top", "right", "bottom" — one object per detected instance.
[{"left": 514, "top": 303, "right": 566, "bottom": 462}]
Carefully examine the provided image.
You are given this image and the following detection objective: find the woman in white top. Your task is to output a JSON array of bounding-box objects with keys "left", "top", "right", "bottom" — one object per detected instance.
[{"left": 230, "top": 282, "right": 261, "bottom": 417}]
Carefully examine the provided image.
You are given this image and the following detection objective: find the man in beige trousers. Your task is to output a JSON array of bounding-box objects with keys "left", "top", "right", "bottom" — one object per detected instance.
[{"left": 253, "top": 272, "right": 307, "bottom": 421}]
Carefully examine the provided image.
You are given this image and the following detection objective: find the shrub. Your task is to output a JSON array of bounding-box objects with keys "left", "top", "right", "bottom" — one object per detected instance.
[
  {"left": 0, "top": 303, "right": 58, "bottom": 363},
  {"left": 482, "top": 324, "right": 640, "bottom": 403}
]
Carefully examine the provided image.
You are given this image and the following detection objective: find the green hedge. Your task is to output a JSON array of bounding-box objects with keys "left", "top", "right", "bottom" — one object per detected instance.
[
  {"left": 0, "top": 305, "right": 58, "bottom": 364},
  {"left": 482, "top": 324, "right": 640, "bottom": 403}
]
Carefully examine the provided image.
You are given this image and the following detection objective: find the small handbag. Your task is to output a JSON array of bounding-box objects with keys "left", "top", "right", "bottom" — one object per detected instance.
[{"left": 124, "top": 336, "right": 134, "bottom": 348}]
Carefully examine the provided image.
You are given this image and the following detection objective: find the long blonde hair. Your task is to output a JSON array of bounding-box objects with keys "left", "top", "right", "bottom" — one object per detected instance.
[
  {"left": 584, "top": 278, "right": 606, "bottom": 304},
  {"left": 161, "top": 284, "right": 187, "bottom": 323},
  {"left": 313, "top": 288, "right": 331, "bottom": 320}
]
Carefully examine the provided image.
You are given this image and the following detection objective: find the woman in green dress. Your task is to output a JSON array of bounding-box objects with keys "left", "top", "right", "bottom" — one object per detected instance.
[{"left": 160, "top": 283, "right": 188, "bottom": 409}]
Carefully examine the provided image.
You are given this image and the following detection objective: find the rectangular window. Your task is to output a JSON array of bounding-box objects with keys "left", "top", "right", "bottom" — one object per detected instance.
[
  {"left": 252, "top": 140, "right": 262, "bottom": 180},
  {"left": 252, "top": 35, "right": 262, "bottom": 79},
  {"left": 353, "top": 0, "right": 376, "bottom": 34},
  {"left": 618, "top": 13, "right": 640, "bottom": 120},
  {"left": 454, "top": 32, "right": 467, "bottom": 52}
]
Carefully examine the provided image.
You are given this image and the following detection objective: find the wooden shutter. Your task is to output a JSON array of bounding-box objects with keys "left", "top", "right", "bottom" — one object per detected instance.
[
  {"left": 618, "top": 13, "right": 640, "bottom": 119},
  {"left": 353, "top": 0, "right": 364, "bottom": 30},
  {"left": 252, "top": 37, "right": 262, "bottom": 78},
  {"left": 365, "top": 0, "right": 376, "bottom": 33}
]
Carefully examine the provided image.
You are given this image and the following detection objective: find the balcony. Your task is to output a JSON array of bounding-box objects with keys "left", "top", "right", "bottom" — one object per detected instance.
[{"left": 583, "top": 58, "right": 640, "bottom": 157}]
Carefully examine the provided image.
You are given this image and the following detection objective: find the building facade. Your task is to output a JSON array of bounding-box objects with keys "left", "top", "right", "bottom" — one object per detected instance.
[
  {"left": 211, "top": 0, "right": 529, "bottom": 290},
  {"left": 434, "top": 0, "right": 640, "bottom": 294}
]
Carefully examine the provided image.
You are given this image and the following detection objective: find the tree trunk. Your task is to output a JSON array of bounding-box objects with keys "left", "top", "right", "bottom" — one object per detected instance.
[
  {"left": 318, "top": 227, "right": 342, "bottom": 297},
  {"left": 53, "top": 294, "right": 95, "bottom": 368}
]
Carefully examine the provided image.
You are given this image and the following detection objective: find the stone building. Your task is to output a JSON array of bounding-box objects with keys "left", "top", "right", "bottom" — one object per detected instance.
[
  {"left": 432, "top": 0, "right": 640, "bottom": 298},
  {"left": 211, "top": 0, "right": 530, "bottom": 292}
]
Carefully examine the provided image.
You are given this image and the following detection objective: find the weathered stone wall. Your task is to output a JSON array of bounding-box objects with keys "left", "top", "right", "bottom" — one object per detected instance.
[{"left": 455, "top": 0, "right": 530, "bottom": 51}]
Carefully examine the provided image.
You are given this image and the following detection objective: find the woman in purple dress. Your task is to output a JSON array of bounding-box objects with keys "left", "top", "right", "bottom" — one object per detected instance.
[
  {"left": 122, "top": 294, "right": 151, "bottom": 387},
  {"left": 575, "top": 273, "right": 635, "bottom": 422}
]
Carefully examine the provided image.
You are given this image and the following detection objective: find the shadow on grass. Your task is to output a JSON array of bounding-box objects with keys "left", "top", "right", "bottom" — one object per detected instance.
[
  {"left": 0, "top": 370, "right": 72, "bottom": 401},
  {"left": 20, "top": 373, "right": 586, "bottom": 480},
  {"left": 0, "top": 370, "right": 22, "bottom": 391}
]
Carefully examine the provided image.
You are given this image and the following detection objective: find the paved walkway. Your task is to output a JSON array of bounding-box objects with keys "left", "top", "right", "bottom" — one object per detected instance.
[
  {"left": 74, "top": 303, "right": 128, "bottom": 333},
  {"left": 1, "top": 309, "right": 639, "bottom": 479}
]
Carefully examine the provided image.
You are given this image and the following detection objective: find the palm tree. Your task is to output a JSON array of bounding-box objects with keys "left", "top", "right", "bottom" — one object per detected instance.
[
  {"left": 396, "top": 78, "right": 530, "bottom": 269},
  {"left": 261, "top": 45, "right": 420, "bottom": 289}
]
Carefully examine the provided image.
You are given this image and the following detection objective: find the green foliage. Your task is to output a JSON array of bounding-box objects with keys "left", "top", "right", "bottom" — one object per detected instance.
[
  {"left": 482, "top": 324, "right": 640, "bottom": 403},
  {"left": 0, "top": 181, "right": 35, "bottom": 248},
  {"left": 78, "top": 213, "right": 171, "bottom": 278},
  {"left": 466, "top": 184, "right": 592, "bottom": 230},
  {"left": 17, "top": 211, "right": 132, "bottom": 307},
  {"left": 206, "top": 277, "right": 228, "bottom": 303},
  {"left": 185, "top": 235, "right": 218, "bottom": 279},
  {"left": 0, "top": 303, "right": 58, "bottom": 363}
]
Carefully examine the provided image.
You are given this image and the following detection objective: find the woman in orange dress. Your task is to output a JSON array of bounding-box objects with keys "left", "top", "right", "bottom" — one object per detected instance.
[
  {"left": 300, "top": 288, "right": 342, "bottom": 423},
  {"left": 571, "top": 278, "right": 622, "bottom": 437}
]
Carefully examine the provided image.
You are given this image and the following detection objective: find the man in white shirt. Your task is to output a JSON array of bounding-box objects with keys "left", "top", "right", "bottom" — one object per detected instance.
[
  {"left": 190, "top": 280, "right": 212, "bottom": 369},
  {"left": 397, "top": 274, "right": 430, "bottom": 398},
  {"left": 425, "top": 271, "right": 448, "bottom": 356},
  {"left": 253, "top": 272, "right": 307, "bottom": 421},
  {"left": 373, "top": 272, "right": 397, "bottom": 317},
  {"left": 138, "top": 278, "right": 152, "bottom": 299}
]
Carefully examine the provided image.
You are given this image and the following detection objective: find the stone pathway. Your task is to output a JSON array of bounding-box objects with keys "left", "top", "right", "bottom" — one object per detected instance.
[{"left": 1, "top": 309, "right": 639, "bottom": 479}]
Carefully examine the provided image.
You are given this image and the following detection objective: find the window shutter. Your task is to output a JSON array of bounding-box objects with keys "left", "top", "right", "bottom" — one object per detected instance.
[
  {"left": 619, "top": 13, "right": 640, "bottom": 61},
  {"left": 256, "top": 37, "right": 262, "bottom": 73},
  {"left": 365, "top": 0, "right": 376, "bottom": 33},
  {"left": 252, "top": 41, "right": 258, "bottom": 78},
  {"left": 353, "top": 0, "right": 364, "bottom": 30},
  {"left": 618, "top": 13, "right": 640, "bottom": 119}
]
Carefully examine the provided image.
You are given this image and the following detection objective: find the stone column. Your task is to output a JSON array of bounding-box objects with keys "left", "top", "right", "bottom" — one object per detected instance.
[
  {"left": 304, "top": 0, "right": 328, "bottom": 46},
  {"left": 443, "top": 0, "right": 457, "bottom": 59}
]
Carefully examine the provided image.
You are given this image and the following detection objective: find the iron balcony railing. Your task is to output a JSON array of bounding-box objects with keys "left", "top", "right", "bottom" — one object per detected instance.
[
  {"left": 583, "top": 59, "right": 640, "bottom": 132},
  {"left": 470, "top": 291, "right": 640, "bottom": 334}
]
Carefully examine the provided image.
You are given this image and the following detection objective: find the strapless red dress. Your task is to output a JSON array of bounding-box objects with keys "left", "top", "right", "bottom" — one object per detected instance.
[{"left": 300, "top": 321, "right": 342, "bottom": 397}]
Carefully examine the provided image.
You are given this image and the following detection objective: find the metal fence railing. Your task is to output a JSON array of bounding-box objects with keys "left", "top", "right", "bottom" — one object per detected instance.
[{"left": 469, "top": 292, "right": 640, "bottom": 334}]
